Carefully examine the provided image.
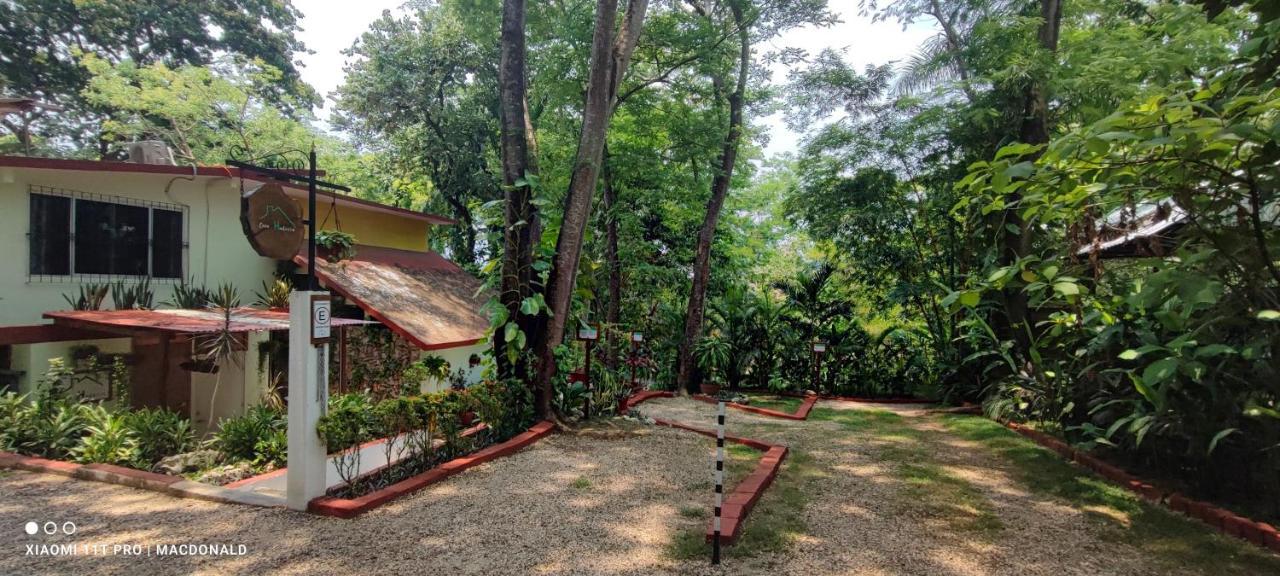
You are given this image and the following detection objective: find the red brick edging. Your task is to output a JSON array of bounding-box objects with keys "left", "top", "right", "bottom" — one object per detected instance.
[
  {"left": 691, "top": 393, "right": 818, "bottom": 420},
  {"left": 617, "top": 390, "right": 674, "bottom": 413},
  {"left": 622, "top": 391, "right": 787, "bottom": 544},
  {"left": 307, "top": 420, "right": 556, "bottom": 518},
  {"left": 819, "top": 395, "right": 934, "bottom": 404},
  {"left": 1003, "top": 422, "right": 1280, "bottom": 554}
]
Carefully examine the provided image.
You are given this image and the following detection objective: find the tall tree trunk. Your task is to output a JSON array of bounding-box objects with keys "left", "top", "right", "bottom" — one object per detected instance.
[
  {"left": 602, "top": 149, "right": 622, "bottom": 370},
  {"left": 531, "top": 0, "right": 649, "bottom": 418},
  {"left": 497, "top": 0, "right": 540, "bottom": 389},
  {"left": 675, "top": 2, "right": 750, "bottom": 394},
  {"left": 1002, "top": 0, "right": 1061, "bottom": 356}
]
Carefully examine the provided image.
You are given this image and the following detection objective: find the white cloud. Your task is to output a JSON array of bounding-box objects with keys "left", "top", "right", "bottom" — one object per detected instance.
[
  {"left": 293, "top": 0, "right": 409, "bottom": 120},
  {"left": 291, "top": 1, "right": 935, "bottom": 154},
  {"left": 759, "top": 4, "right": 936, "bottom": 157}
]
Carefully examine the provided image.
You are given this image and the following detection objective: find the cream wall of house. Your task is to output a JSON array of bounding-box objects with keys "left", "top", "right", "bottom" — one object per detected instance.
[
  {"left": 0, "top": 167, "right": 276, "bottom": 326},
  {"left": 10, "top": 337, "right": 133, "bottom": 396},
  {"left": 190, "top": 331, "right": 269, "bottom": 437},
  {"left": 416, "top": 342, "right": 487, "bottom": 394}
]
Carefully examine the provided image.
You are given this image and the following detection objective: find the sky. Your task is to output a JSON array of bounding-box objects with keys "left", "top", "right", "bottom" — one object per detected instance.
[{"left": 291, "top": 0, "right": 936, "bottom": 158}]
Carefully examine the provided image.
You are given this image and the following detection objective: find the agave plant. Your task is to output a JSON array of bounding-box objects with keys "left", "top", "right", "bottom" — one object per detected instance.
[
  {"left": 197, "top": 283, "right": 242, "bottom": 428},
  {"left": 62, "top": 283, "right": 109, "bottom": 310},
  {"left": 111, "top": 278, "right": 154, "bottom": 310},
  {"left": 253, "top": 275, "right": 292, "bottom": 309},
  {"left": 165, "top": 277, "right": 213, "bottom": 309}
]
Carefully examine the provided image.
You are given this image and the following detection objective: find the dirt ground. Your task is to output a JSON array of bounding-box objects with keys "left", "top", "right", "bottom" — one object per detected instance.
[{"left": 0, "top": 397, "right": 1274, "bottom": 575}]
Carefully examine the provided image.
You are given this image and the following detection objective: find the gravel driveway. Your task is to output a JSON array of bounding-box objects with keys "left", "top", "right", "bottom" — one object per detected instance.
[
  {"left": 0, "top": 424, "right": 739, "bottom": 576},
  {"left": 1, "top": 396, "right": 1275, "bottom": 575}
]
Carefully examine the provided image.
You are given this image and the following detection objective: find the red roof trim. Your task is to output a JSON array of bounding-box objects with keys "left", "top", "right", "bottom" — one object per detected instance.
[
  {"left": 0, "top": 155, "right": 456, "bottom": 225},
  {"left": 0, "top": 324, "right": 121, "bottom": 345}
]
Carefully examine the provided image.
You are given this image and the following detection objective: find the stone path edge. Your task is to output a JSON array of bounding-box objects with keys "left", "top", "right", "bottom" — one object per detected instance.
[
  {"left": 621, "top": 390, "right": 788, "bottom": 544},
  {"left": 1002, "top": 421, "right": 1280, "bottom": 555},
  {"left": 307, "top": 420, "right": 556, "bottom": 519}
]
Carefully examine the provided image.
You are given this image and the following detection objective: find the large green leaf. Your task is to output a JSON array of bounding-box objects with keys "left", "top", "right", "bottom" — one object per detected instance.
[{"left": 1142, "top": 357, "right": 1179, "bottom": 386}]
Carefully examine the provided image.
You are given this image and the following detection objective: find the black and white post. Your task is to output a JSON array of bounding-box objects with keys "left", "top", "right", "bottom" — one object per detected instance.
[{"left": 713, "top": 399, "right": 725, "bottom": 565}]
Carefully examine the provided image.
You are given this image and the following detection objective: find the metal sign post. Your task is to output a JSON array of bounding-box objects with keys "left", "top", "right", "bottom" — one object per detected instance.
[
  {"left": 630, "top": 332, "right": 644, "bottom": 391},
  {"left": 812, "top": 340, "right": 827, "bottom": 393},
  {"left": 578, "top": 325, "right": 599, "bottom": 418},
  {"left": 712, "top": 400, "right": 725, "bottom": 565},
  {"left": 227, "top": 146, "right": 351, "bottom": 511}
]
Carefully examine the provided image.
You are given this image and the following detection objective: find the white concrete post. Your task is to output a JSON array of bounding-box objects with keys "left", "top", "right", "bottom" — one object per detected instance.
[{"left": 287, "top": 290, "right": 329, "bottom": 511}]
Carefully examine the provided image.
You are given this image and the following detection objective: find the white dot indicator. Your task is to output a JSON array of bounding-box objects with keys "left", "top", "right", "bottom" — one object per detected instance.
[{"left": 24, "top": 521, "right": 37, "bottom": 535}]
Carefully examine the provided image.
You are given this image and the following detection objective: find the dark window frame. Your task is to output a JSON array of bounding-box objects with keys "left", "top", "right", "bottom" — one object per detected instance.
[{"left": 27, "top": 185, "right": 188, "bottom": 283}]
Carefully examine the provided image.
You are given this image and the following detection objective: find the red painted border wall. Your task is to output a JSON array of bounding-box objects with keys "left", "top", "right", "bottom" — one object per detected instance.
[
  {"left": 623, "top": 391, "right": 788, "bottom": 544},
  {"left": 691, "top": 393, "right": 819, "bottom": 420},
  {"left": 1004, "top": 422, "right": 1280, "bottom": 554}
]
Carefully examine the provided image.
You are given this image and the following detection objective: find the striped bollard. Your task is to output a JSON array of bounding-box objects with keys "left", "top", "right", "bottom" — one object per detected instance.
[{"left": 713, "top": 399, "right": 725, "bottom": 565}]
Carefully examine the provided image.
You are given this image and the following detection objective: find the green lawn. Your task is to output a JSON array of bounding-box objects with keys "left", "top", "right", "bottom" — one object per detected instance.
[
  {"left": 663, "top": 406, "right": 1280, "bottom": 573},
  {"left": 741, "top": 392, "right": 803, "bottom": 414}
]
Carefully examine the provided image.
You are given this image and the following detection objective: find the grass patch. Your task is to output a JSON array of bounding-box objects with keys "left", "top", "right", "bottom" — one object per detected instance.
[
  {"left": 942, "top": 415, "right": 1280, "bottom": 575},
  {"left": 678, "top": 505, "right": 706, "bottom": 519},
  {"left": 809, "top": 406, "right": 904, "bottom": 432},
  {"left": 813, "top": 407, "right": 1003, "bottom": 537},
  {"left": 571, "top": 476, "right": 591, "bottom": 490},
  {"left": 742, "top": 392, "right": 803, "bottom": 414},
  {"left": 668, "top": 449, "right": 819, "bottom": 560}
]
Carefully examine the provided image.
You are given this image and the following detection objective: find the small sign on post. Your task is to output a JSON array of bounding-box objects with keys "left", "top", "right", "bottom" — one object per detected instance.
[
  {"left": 578, "top": 324, "right": 599, "bottom": 418},
  {"left": 311, "top": 294, "right": 331, "bottom": 345},
  {"left": 811, "top": 340, "right": 827, "bottom": 393}
]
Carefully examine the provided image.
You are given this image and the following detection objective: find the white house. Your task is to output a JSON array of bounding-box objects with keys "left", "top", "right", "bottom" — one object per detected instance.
[{"left": 0, "top": 155, "right": 491, "bottom": 434}]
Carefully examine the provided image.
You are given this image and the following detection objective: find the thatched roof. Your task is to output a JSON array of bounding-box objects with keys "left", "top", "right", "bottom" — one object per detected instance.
[{"left": 296, "top": 246, "right": 491, "bottom": 350}]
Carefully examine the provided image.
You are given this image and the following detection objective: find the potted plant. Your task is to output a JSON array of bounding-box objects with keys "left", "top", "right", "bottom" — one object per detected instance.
[
  {"left": 694, "top": 334, "right": 731, "bottom": 396},
  {"left": 315, "top": 230, "right": 357, "bottom": 262}
]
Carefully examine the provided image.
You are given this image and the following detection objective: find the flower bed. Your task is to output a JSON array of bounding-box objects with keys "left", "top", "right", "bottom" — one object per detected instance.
[
  {"left": 316, "top": 379, "right": 534, "bottom": 501},
  {"left": 308, "top": 421, "right": 556, "bottom": 518}
]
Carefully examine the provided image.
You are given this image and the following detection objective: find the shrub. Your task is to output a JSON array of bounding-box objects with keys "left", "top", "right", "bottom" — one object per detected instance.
[
  {"left": 317, "top": 394, "right": 377, "bottom": 487},
  {"left": 73, "top": 407, "right": 137, "bottom": 465},
  {"left": 127, "top": 408, "right": 195, "bottom": 467},
  {"left": 0, "top": 392, "right": 30, "bottom": 451},
  {"left": 316, "top": 380, "right": 534, "bottom": 495},
  {"left": 25, "top": 401, "right": 89, "bottom": 459},
  {"left": 253, "top": 427, "right": 287, "bottom": 468},
  {"left": 214, "top": 405, "right": 285, "bottom": 462}
]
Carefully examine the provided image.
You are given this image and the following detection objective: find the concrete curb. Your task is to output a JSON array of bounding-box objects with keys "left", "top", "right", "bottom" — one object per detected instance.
[{"left": 0, "top": 450, "right": 284, "bottom": 508}]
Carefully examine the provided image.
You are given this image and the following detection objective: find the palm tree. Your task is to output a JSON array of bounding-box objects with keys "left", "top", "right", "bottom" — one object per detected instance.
[{"left": 773, "top": 263, "right": 851, "bottom": 392}]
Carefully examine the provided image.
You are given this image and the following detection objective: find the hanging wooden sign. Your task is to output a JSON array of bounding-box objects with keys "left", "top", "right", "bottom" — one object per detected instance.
[{"left": 240, "top": 182, "right": 304, "bottom": 260}]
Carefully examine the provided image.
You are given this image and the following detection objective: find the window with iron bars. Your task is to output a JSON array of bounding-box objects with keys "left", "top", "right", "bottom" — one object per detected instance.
[{"left": 27, "top": 185, "right": 188, "bottom": 282}]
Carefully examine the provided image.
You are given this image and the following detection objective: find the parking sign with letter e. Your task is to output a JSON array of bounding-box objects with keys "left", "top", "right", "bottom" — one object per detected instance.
[{"left": 311, "top": 294, "right": 331, "bottom": 345}]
